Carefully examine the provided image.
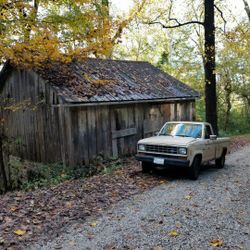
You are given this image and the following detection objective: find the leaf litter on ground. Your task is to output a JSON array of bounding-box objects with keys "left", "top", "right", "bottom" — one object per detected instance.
[{"left": 0, "top": 135, "right": 248, "bottom": 249}]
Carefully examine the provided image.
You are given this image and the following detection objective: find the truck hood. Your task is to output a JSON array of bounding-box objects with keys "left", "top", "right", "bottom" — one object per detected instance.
[{"left": 138, "top": 136, "right": 198, "bottom": 147}]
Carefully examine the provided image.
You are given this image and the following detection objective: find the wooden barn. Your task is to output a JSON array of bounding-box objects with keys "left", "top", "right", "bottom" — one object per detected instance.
[{"left": 0, "top": 59, "right": 199, "bottom": 167}]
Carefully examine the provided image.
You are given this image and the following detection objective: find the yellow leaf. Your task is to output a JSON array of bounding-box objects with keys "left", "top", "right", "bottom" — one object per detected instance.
[
  {"left": 90, "top": 222, "right": 97, "bottom": 227},
  {"left": 184, "top": 195, "right": 192, "bottom": 200},
  {"left": 14, "top": 229, "right": 26, "bottom": 236},
  {"left": 210, "top": 239, "right": 223, "bottom": 247},
  {"left": 168, "top": 230, "right": 179, "bottom": 237}
]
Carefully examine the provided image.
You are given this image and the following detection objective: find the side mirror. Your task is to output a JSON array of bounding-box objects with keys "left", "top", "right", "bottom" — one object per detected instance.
[
  {"left": 154, "top": 131, "right": 159, "bottom": 136},
  {"left": 210, "top": 135, "right": 217, "bottom": 140}
]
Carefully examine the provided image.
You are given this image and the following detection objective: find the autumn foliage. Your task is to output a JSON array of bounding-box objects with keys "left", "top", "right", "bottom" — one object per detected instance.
[{"left": 0, "top": 0, "right": 147, "bottom": 68}]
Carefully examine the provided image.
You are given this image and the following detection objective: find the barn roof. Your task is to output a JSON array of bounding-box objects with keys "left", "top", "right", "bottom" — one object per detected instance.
[
  {"left": 38, "top": 58, "right": 199, "bottom": 103},
  {"left": 1, "top": 59, "right": 199, "bottom": 104}
]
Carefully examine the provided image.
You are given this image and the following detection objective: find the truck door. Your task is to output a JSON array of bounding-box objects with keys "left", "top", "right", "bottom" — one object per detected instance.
[{"left": 203, "top": 125, "right": 216, "bottom": 161}]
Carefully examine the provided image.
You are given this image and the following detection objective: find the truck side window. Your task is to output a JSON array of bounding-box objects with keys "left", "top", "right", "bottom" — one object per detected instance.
[{"left": 205, "top": 125, "right": 212, "bottom": 139}]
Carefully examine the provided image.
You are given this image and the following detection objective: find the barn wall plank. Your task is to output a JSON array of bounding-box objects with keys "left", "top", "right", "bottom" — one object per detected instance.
[
  {"left": 110, "top": 109, "right": 118, "bottom": 158},
  {"left": 87, "top": 106, "right": 97, "bottom": 161},
  {"left": 76, "top": 107, "right": 89, "bottom": 165}
]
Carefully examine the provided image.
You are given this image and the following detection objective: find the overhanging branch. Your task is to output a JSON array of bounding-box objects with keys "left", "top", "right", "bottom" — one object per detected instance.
[
  {"left": 146, "top": 20, "right": 204, "bottom": 29},
  {"left": 145, "top": 0, "right": 203, "bottom": 29}
]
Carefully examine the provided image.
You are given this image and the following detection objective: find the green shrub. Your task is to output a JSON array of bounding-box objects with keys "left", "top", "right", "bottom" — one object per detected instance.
[
  {"left": 101, "top": 158, "right": 122, "bottom": 174},
  {"left": 7, "top": 155, "right": 123, "bottom": 191},
  {"left": 6, "top": 158, "right": 80, "bottom": 191}
]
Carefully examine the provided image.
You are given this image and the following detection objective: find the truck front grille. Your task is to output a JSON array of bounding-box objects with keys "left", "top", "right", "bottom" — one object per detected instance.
[{"left": 145, "top": 145, "right": 178, "bottom": 154}]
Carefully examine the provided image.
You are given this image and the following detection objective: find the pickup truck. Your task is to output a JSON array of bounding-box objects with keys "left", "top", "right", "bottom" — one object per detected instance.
[{"left": 136, "top": 121, "right": 230, "bottom": 180}]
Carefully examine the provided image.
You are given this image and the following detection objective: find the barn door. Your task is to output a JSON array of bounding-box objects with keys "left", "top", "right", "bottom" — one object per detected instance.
[{"left": 111, "top": 107, "right": 137, "bottom": 158}]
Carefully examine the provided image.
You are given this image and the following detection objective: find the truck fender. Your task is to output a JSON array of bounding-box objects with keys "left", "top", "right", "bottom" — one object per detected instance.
[{"left": 189, "top": 153, "right": 203, "bottom": 166}]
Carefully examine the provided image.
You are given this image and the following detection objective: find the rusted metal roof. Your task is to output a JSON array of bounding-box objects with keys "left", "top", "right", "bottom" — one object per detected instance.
[{"left": 38, "top": 58, "right": 199, "bottom": 103}]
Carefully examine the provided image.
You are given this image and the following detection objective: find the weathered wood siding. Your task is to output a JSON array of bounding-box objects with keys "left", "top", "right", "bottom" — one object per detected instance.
[
  {"left": 67, "top": 101, "right": 195, "bottom": 166},
  {"left": 1, "top": 70, "right": 196, "bottom": 167},
  {"left": 1, "top": 69, "right": 63, "bottom": 163}
]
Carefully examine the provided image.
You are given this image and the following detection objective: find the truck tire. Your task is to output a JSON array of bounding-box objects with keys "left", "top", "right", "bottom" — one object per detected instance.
[
  {"left": 141, "top": 162, "right": 153, "bottom": 173},
  {"left": 189, "top": 156, "right": 201, "bottom": 180},
  {"left": 216, "top": 152, "right": 226, "bottom": 169}
]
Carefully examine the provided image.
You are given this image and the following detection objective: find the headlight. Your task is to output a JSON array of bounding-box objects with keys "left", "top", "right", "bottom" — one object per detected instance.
[
  {"left": 138, "top": 144, "right": 146, "bottom": 151},
  {"left": 178, "top": 147, "right": 187, "bottom": 155}
]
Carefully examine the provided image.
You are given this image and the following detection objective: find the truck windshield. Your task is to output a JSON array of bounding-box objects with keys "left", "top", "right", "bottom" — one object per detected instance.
[{"left": 159, "top": 123, "right": 202, "bottom": 138}]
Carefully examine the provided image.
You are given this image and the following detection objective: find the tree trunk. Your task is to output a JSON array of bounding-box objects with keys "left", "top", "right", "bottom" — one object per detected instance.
[
  {"left": 204, "top": 0, "right": 218, "bottom": 134},
  {"left": 243, "top": 0, "right": 250, "bottom": 21}
]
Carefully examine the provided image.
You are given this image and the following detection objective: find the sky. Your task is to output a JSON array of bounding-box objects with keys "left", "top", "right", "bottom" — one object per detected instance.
[
  {"left": 111, "top": 0, "right": 247, "bottom": 22},
  {"left": 111, "top": 0, "right": 133, "bottom": 15}
]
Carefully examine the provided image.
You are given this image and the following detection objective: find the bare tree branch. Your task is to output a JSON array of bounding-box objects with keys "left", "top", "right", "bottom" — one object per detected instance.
[
  {"left": 146, "top": 20, "right": 204, "bottom": 29},
  {"left": 214, "top": 4, "right": 226, "bottom": 32}
]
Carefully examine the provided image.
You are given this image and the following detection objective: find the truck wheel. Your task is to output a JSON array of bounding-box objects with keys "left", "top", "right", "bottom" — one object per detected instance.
[
  {"left": 141, "top": 162, "right": 152, "bottom": 173},
  {"left": 189, "top": 156, "right": 201, "bottom": 180},
  {"left": 216, "top": 153, "right": 225, "bottom": 169}
]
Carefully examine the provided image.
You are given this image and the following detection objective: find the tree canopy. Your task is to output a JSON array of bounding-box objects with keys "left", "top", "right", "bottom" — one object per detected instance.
[{"left": 0, "top": 0, "right": 147, "bottom": 67}]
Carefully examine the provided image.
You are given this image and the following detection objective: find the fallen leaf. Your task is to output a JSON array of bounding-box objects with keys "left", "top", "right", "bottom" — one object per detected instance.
[
  {"left": 168, "top": 230, "right": 179, "bottom": 237},
  {"left": 32, "top": 219, "right": 41, "bottom": 225},
  {"left": 210, "top": 239, "right": 223, "bottom": 247},
  {"left": 0, "top": 237, "right": 4, "bottom": 245},
  {"left": 10, "top": 207, "right": 17, "bottom": 212},
  {"left": 14, "top": 229, "right": 26, "bottom": 236},
  {"left": 105, "top": 244, "right": 116, "bottom": 250},
  {"left": 87, "top": 233, "right": 94, "bottom": 240},
  {"left": 90, "top": 222, "right": 97, "bottom": 227},
  {"left": 176, "top": 223, "right": 182, "bottom": 228},
  {"left": 65, "top": 201, "right": 73, "bottom": 208},
  {"left": 68, "top": 240, "right": 76, "bottom": 247},
  {"left": 184, "top": 195, "right": 192, "bottom": 200}
]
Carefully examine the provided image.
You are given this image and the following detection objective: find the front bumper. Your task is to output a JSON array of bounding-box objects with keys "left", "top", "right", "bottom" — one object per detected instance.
[{"left": 135, "top": 154, "right": 190, "bottom": 168}]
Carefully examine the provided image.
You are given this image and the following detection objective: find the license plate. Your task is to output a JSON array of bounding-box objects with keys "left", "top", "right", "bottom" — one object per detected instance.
[{"left": 153, "top": 157, "right": 164, "bottom": 165}]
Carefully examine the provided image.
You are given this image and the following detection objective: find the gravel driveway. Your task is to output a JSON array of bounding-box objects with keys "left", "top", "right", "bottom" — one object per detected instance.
[{"left": 34, "top": 146, "right": 250, "bottom": 250}]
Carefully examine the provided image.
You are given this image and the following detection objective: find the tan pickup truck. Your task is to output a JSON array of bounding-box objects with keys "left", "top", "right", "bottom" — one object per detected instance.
[{"left": 136, "top": 121, "right": 230, "bottom": 180}]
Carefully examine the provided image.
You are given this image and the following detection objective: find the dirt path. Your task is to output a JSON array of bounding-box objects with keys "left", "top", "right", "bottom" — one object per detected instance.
[{"left": 32, "top": 145, "right": 250, "bottom": 250}]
